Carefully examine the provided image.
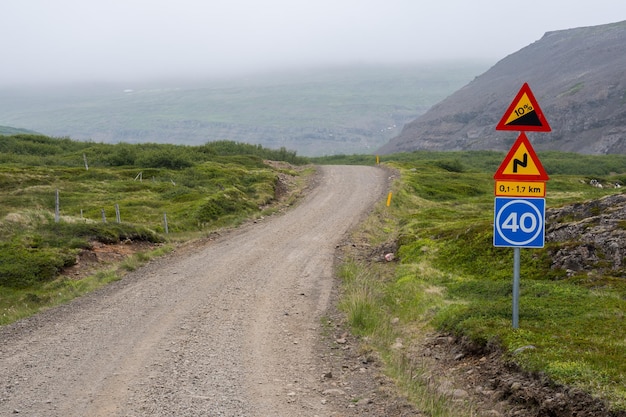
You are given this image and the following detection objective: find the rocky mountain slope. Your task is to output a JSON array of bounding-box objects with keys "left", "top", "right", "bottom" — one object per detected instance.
[{"left": 378, "top": 20, "right": 626, "bottom": 155}]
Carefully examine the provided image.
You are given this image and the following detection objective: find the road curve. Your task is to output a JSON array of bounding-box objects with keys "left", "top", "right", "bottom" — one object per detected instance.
[{"left": 0, "top": 165, "right": 388, "bottom": 416}]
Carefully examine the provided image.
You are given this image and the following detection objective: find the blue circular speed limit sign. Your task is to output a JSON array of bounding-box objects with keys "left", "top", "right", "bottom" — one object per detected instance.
[{"left": 494, "top": 197, "right": 545, "bottom": 248}]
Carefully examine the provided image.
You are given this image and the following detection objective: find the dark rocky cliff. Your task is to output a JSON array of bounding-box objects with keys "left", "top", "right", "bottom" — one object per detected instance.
[{"left": 379, "top": 21, "right": 626, "bottom": 155}]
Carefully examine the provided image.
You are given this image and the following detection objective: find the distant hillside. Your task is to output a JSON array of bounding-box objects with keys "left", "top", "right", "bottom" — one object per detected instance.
[
  {"left": 379, "top": 21, "right": 626, "bottom": 155},
  {"left": 0, "top": 126, "right": 38, "bottom": 136},
  {"left": 0, "top": 64, "right": 487, "bottom": 157}
]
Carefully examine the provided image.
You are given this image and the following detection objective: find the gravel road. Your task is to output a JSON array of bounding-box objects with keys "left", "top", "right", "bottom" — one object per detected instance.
[{"left": 0, "top": 165, "right": 388, "bottom": 417}]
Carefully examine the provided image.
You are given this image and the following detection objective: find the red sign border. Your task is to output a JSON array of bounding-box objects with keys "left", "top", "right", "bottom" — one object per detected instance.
[
  {"left": 494, "top": 132, "right": 549, "bottom": 181},
  {"left": 496, "top": 82, "right": 551, "bottom": 132}
]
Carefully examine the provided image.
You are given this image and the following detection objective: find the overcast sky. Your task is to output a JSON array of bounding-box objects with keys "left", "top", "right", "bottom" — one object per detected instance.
[{"left": 1, "top": 0, "right": 623, "bottom": 86}]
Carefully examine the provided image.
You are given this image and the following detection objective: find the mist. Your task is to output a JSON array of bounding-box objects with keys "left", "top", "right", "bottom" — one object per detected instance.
[{"left": 1, "top": 0, "right": 623, "bottom": 86}]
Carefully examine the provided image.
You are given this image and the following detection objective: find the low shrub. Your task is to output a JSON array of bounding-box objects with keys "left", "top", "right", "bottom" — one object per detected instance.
[{"left": 0, "top": 239, "right": 77, "bottom": 288}]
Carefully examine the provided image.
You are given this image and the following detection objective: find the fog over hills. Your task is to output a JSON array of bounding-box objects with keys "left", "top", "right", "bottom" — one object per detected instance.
[
  {"left": 0, "top": 64, "right": 487, "bottom": 157},
  {"left": 379, "top": 20, "right": 626, "bottom": 155}
]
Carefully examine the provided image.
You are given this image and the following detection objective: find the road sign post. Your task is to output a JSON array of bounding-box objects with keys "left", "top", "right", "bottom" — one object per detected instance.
[
  {"left": 494, "top": 82, "right": 550, "bottom": 328},
  {"left": 513, "top": 248, "right": 521, "bottom": 328}
]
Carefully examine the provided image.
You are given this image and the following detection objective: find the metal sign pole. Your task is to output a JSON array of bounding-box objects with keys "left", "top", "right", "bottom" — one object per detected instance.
[{"left": 512, "top": 247, "right": 521, "bottom": 329}]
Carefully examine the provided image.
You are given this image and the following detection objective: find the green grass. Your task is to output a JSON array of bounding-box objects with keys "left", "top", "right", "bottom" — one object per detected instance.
[
  {"left": 337, "top": 151, "right": 626, "bottom": 412},
  {"left": 0, "top": 135, "right": 308, "bottom": 320},
  {"left": 0, "top": 136, "right": 305, "bottom": 232},
  {"left": 338, "top": 259, "right": 477, "bottom": 417},
  {"left": 0, "top": 244, "right": 172, "bottom": 325},
  {"left": 4, "top": 136, "right": 626, "bottom": 410}
]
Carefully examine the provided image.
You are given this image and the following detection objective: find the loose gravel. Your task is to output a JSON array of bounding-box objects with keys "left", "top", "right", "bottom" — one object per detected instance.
[{"left": 0, "top": 165, "right": 388, "bottom": 417}]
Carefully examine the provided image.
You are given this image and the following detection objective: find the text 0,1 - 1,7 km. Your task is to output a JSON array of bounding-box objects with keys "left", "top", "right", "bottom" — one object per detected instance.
[{"left": 495, "top": 180, "right": 545, "bottom": 197}]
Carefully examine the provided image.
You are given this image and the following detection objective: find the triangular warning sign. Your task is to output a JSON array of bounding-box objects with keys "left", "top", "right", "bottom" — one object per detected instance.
[
  {"left": 494, "top": 132, "right": 549, "bottom": 180},
  {"left": 496, "top": 83, "right": 551, "bottom": 132}
]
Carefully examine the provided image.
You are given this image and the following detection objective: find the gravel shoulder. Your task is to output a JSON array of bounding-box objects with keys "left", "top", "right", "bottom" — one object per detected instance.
[{"left": 0, "top": 165, "right": 390, "bottom": 417}]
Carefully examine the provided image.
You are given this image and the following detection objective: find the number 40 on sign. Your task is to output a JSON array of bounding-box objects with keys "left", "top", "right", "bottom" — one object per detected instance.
[{"left": 494, "top": 197, "right": 545, "bottom": 248}]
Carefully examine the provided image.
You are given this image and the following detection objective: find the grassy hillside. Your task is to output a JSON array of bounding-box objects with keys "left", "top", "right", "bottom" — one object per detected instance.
[
  {"left": 0, "top": 135, "right": 308, "bottom": 322},
  {"left": 334, "top": 150, "right": 626, "bottom": 414},
  {"left": 4, "top": 135, "right": 626, "bottom": 411},
  {"left": 0, "top": 63, "right": 489, "bottom": 156}
]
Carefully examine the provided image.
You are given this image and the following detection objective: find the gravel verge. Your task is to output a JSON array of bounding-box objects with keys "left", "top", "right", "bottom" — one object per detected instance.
[{"left": 0, "top": 165, "right": 390, "bottom": 416}]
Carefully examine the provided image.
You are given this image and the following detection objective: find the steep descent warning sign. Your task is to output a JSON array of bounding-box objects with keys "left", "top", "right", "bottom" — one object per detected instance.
[
  {"left": 496, "top": 83, "right": 551, "bottom": 132},
  {"left": 494, "top": 132, "right": 549, "bottom": 181}
]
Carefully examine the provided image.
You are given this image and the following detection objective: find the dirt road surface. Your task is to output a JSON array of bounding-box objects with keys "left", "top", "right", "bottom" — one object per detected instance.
[{"left": 0, "top": 165, "right": 390, "bottom": 417}]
